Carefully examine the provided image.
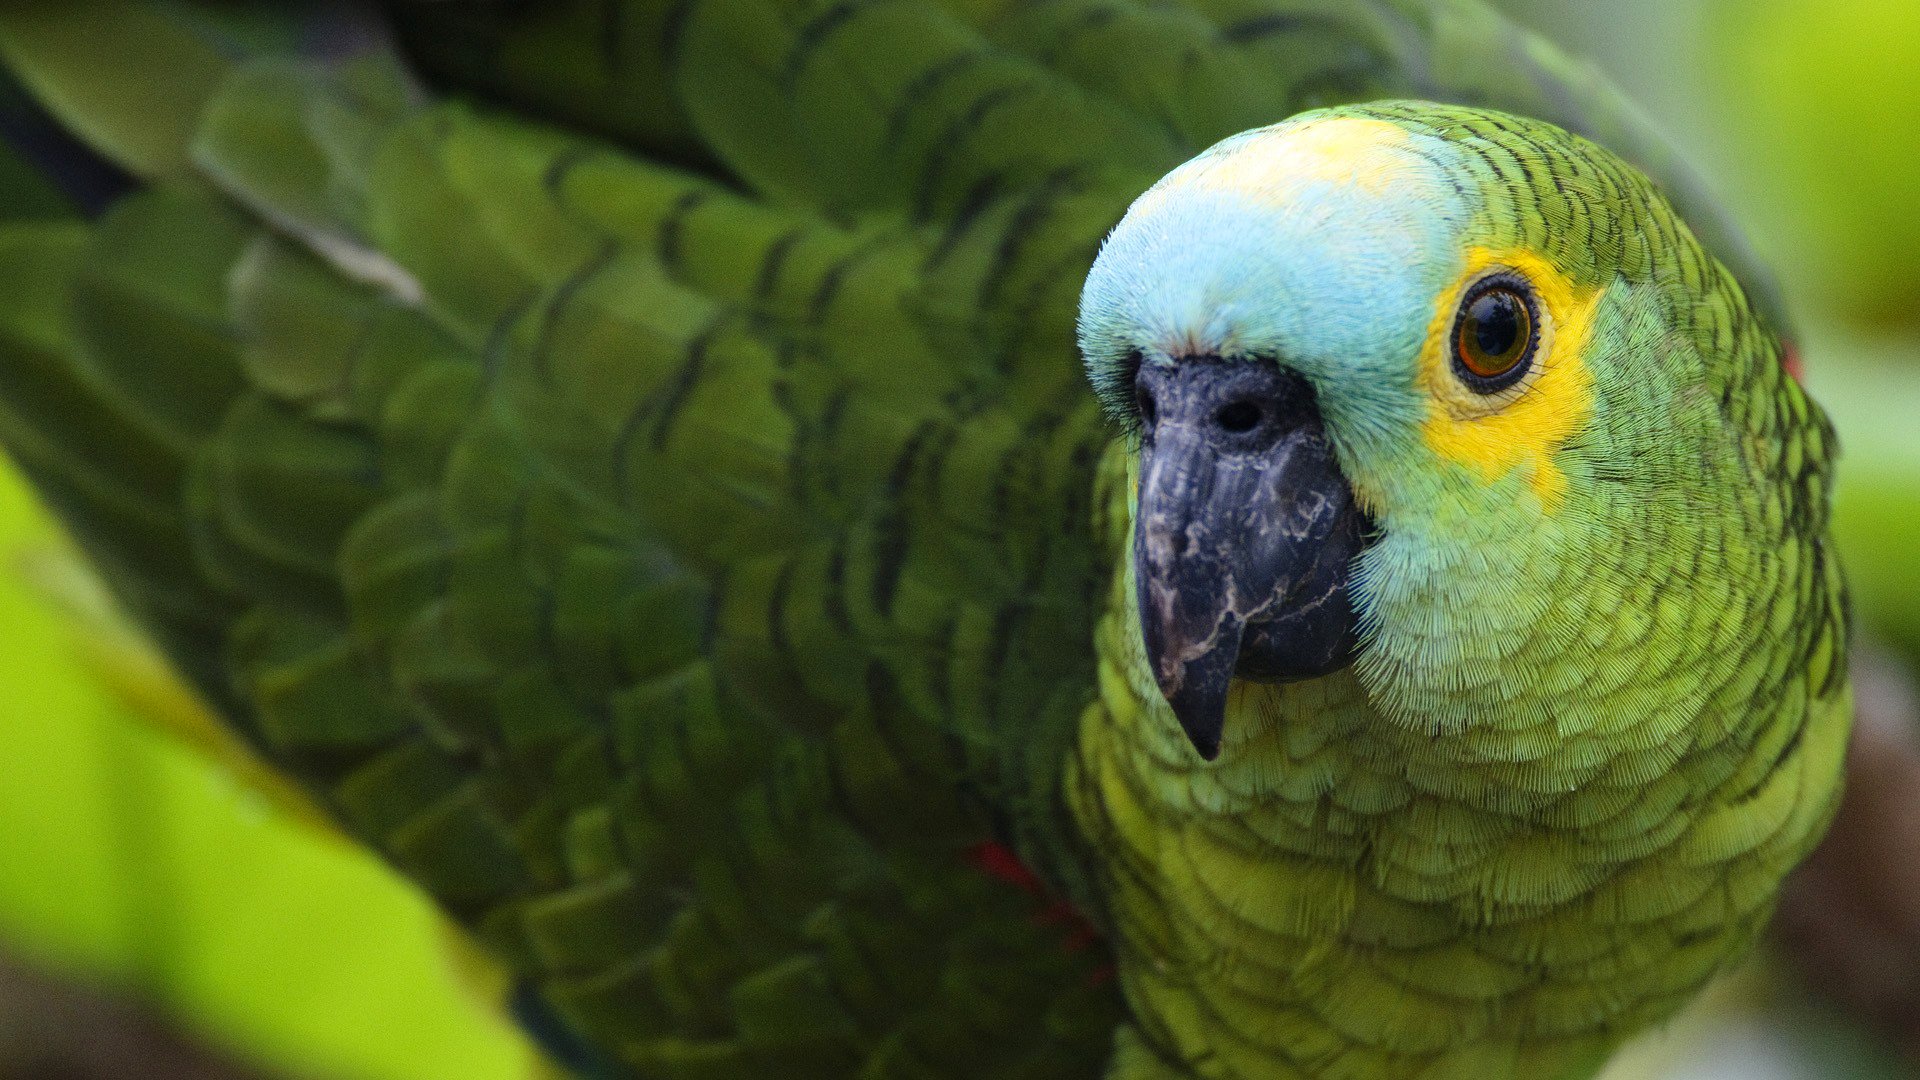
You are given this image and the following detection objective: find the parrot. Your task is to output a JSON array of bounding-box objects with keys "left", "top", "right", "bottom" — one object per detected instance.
[{"left": 0, "top": 1, "right": 1851, "bottom": 1078}]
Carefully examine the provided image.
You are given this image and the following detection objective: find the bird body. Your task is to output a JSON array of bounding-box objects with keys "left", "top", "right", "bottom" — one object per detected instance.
[
  {"left": 1069, "top": 107, "right": 1850, "bottom": 1078},
  {"left": 0, "top": 3, "right": 1848, "bottom": 1078}
]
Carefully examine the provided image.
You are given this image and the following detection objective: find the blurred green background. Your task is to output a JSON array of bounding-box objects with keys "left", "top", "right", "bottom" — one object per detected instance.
[{"left": 0, "top": 0, "right": 1916, "bottom": 1077}]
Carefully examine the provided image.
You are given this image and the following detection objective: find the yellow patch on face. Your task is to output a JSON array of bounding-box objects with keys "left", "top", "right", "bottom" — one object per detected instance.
[
  {"left": 1419, "top": 248, "right": 1600, "bottom": 510},
  {"left": 1133, "top": 117, "right": 1420, "bottom": 214}
]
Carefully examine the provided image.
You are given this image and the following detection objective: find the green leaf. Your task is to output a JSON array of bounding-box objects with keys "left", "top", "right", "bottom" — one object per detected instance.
[{"left": 0, "top": 458, "right": 543, "bottom": 1080}]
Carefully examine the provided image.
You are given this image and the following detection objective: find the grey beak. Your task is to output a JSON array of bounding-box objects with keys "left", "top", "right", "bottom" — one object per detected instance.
[{"left": 1132, "top": 357, "right": 1367, "bottom": 760}]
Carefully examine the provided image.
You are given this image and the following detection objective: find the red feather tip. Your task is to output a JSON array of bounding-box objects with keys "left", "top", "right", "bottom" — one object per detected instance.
[
  {"left": 1783, "top": 342, "right": 1805, "bottom": 383},
  {"left": 965, "top": 841, "right": 1108, "bottom": 968}
]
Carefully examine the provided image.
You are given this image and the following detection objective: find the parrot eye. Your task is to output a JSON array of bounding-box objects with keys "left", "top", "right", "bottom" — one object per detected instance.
[{"left": 1451, "top": 275, "right": 1538, "bottom": 392}]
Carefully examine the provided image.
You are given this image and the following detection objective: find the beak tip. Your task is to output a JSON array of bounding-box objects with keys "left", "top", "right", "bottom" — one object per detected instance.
[{"left": 1166, "top": 683, "right": 1229, "bottom": 763}]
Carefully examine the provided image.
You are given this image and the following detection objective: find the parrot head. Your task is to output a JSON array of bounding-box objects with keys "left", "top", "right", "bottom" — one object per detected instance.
[{"left": 1079, "top": 102, "right": 1806, "bottom": 761}]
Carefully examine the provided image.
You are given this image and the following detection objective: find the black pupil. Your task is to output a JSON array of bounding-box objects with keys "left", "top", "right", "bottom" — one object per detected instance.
[{"left": 1470, "top": 291, "right": 1522, "bottom": 360}]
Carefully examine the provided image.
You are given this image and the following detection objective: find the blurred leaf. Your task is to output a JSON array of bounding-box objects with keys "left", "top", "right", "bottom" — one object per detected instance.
[
  {"left": 1705, "top": 0, "right": 1920, "bottom": 328},
  {"left": 0, "top": 456, "right": 541, "bottom": 1080},
  {"left": 16, "top": 544, "right": 337, "bottom": 836}
]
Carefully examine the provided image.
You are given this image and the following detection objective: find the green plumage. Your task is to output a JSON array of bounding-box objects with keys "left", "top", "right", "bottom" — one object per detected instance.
[
  {"left": 1071, "top": 102, "right": 1849, "bottom": 1077},
  {"left": 0, "top": 2, "right": 1845, "bottom": 1078}
]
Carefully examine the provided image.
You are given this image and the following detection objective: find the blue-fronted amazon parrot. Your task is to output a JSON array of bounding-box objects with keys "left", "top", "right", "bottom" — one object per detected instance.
[{"left": 0, "top": 1, "right": 1848, "bottom": 1077}]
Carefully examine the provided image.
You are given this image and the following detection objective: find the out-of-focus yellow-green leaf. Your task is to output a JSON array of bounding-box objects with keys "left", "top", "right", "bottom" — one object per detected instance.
[
  {"left": 1706, "top": 0, "right": 1920, "bottom": 328},
  {"left": 16, "top": 544, "right": 339, "bottom": 837},
  {"left": 0, "top": 458, "right": 542, "bottom": 1080}
]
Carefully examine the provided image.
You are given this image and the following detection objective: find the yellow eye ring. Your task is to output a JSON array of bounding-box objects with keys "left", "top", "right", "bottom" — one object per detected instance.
[{"left": 1451, "top": 274, "right": 1539, "bottom": 392}]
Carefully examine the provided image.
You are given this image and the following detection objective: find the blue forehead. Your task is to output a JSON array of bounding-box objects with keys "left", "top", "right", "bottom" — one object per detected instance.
[{"left": 1079, "top": 122, "right": 1471, "bottom": 412}]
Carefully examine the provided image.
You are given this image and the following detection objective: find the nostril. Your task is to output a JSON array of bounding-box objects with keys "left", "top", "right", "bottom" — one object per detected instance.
[{"left": 1215, "top": 400, "right": 1262, "bottom": 434}]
